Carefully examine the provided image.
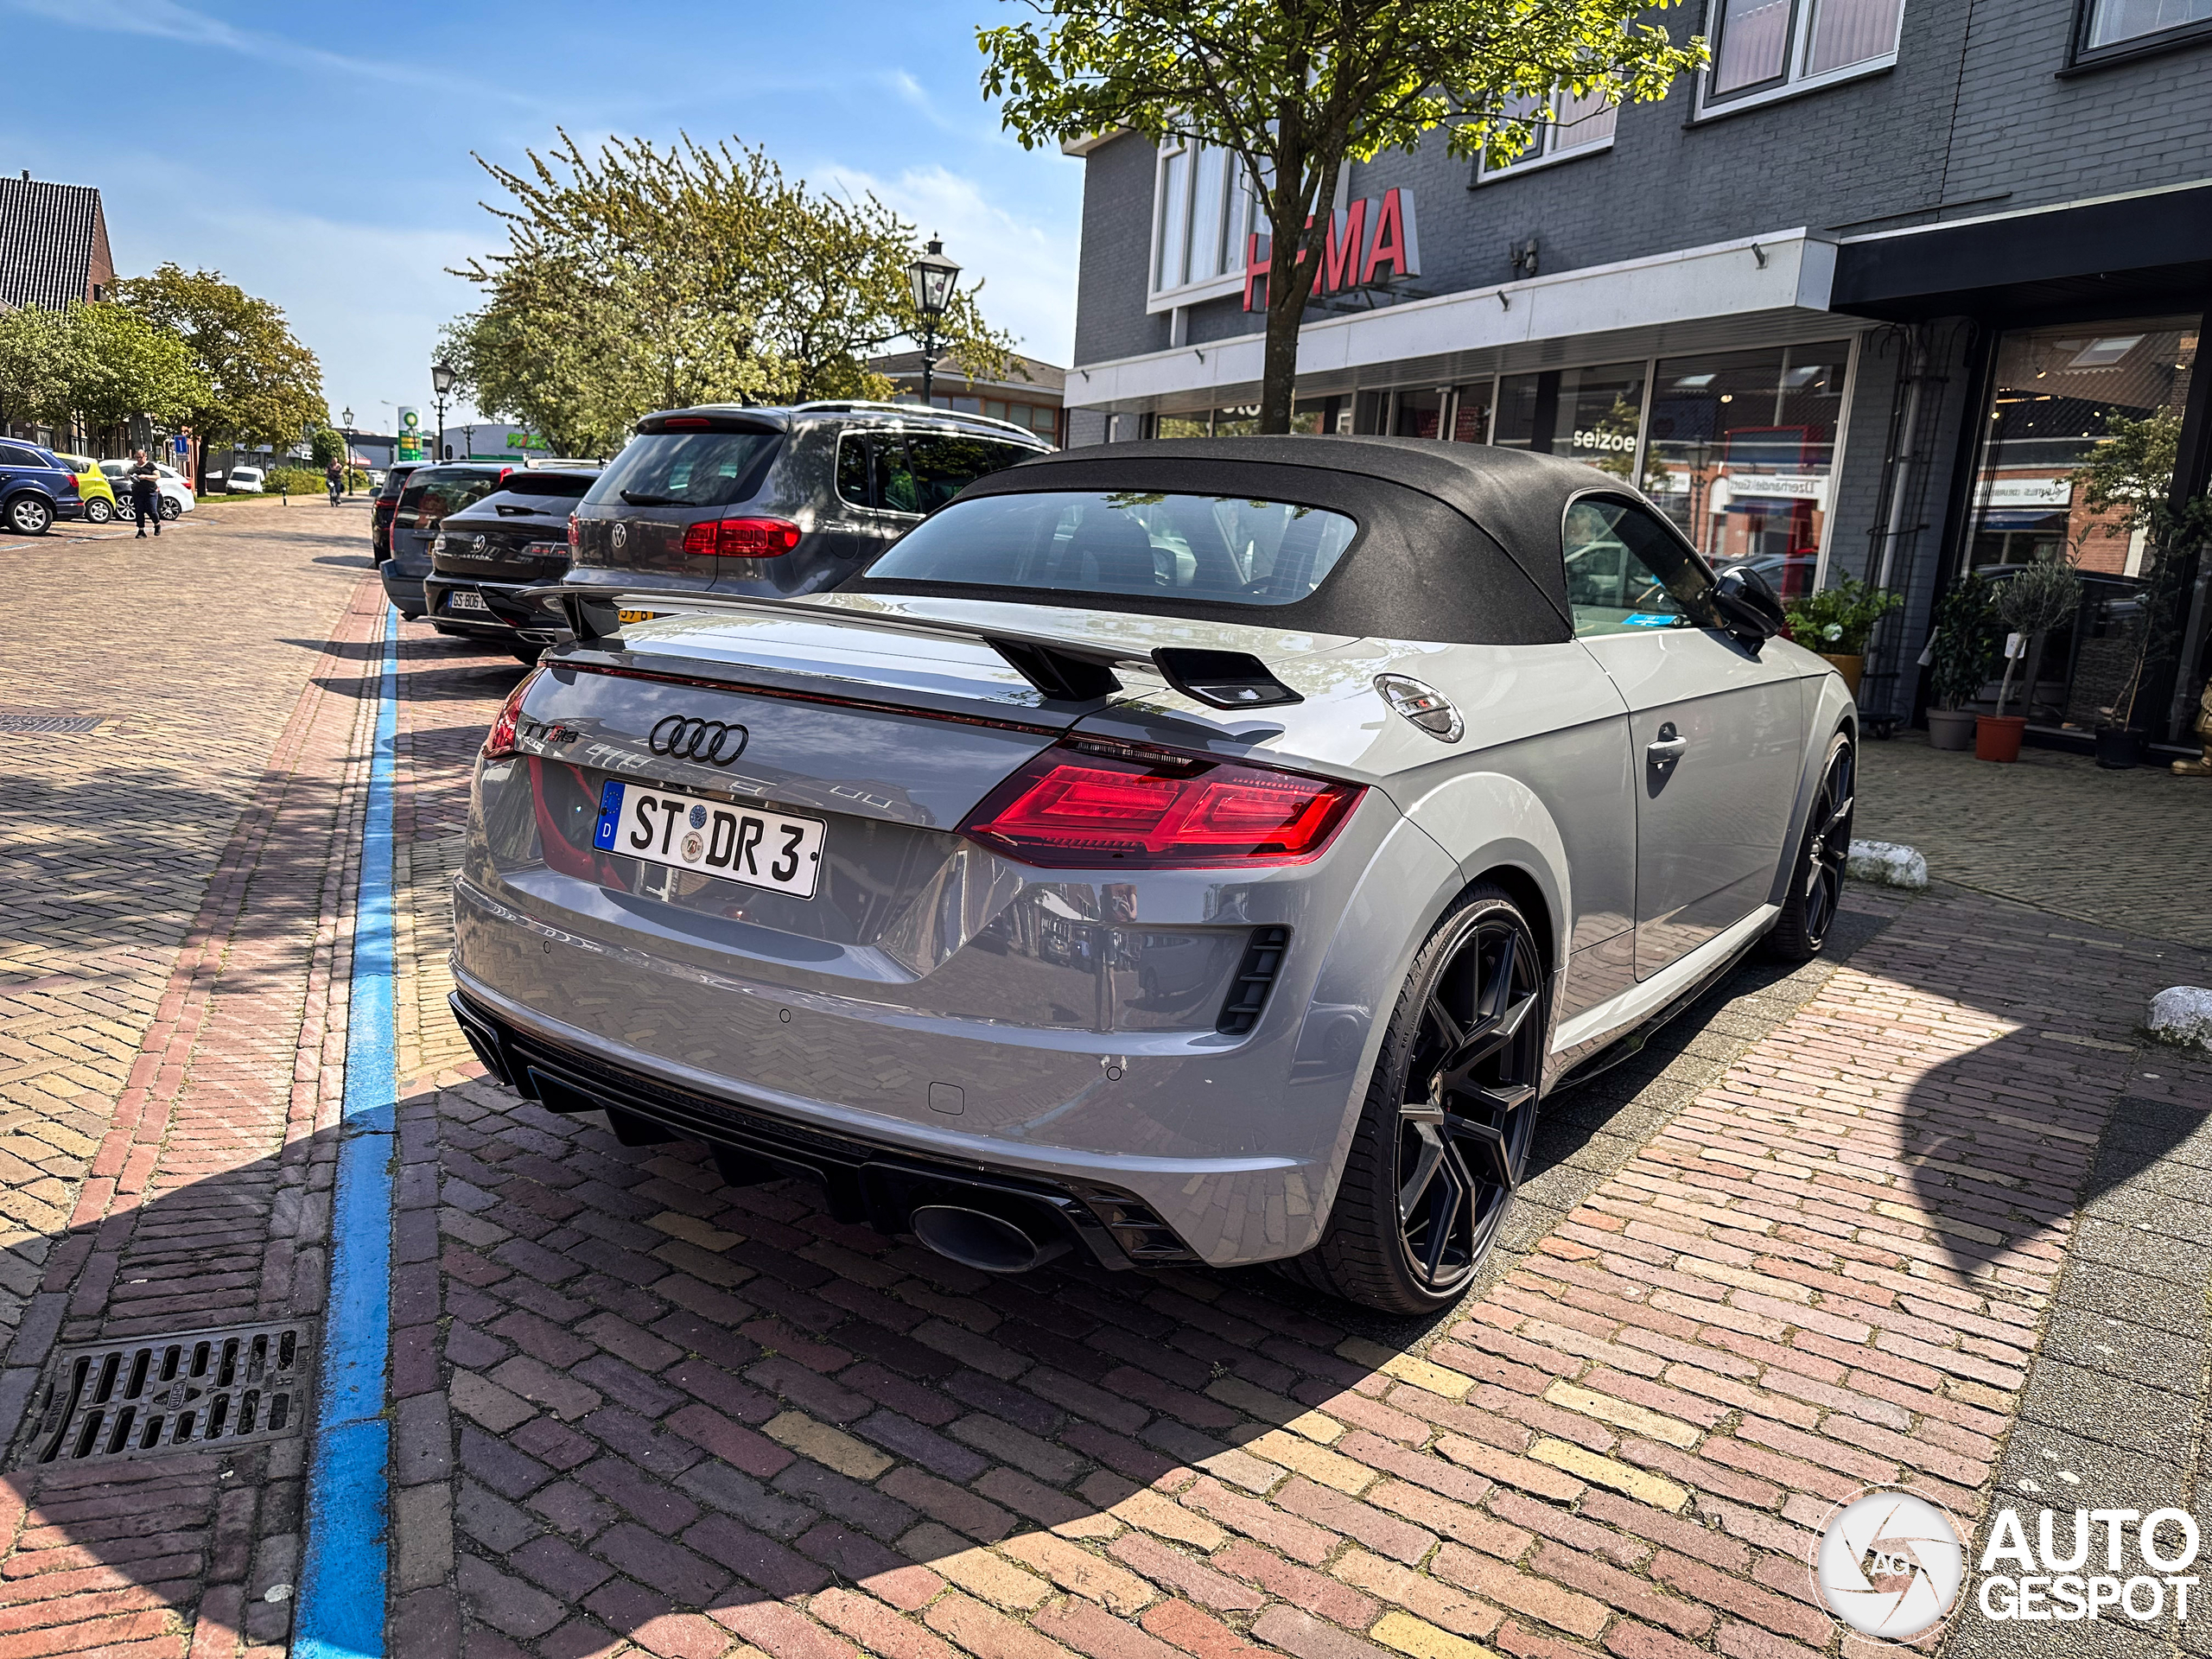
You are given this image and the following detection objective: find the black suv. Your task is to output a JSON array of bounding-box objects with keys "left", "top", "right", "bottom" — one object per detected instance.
[
  {"left": 423, "top": 469, "right": 601, "bottom": 662},
  {"left": 566, "top": 402, "right": 1048, "bottom": 603},
  {"left": 379, "top": 462, "right": 528, "bottom": 616}
]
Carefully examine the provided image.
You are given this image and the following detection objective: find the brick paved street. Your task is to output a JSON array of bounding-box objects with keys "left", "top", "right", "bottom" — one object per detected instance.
[{"left": 3, "top": 511, "right": 2210, "bottom": 1657}]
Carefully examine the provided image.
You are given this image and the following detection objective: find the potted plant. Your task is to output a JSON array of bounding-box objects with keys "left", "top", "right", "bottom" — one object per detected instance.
[
  {"left": 1781, "top": 575, "right": 1904, "bottom": 697},
  {"left": 1977, "top": 555, "right": 2082, "bottom": 762},
  {"left": 1923, "top": 571, "right": 1993, "bottom": 750}
]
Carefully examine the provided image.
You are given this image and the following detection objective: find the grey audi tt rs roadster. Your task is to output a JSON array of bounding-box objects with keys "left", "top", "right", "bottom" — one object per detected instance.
[{"left": 448, "top": 435, "right": 1854, "bottom": 1314}]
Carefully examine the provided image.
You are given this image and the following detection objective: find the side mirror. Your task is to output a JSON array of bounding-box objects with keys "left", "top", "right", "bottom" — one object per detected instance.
[{"left": 1712, "top": 565, "right": 1786, "bottom": 650}]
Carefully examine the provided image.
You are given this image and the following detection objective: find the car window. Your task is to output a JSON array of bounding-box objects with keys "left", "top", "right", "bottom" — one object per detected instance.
[
  {"left": 906, "top": 435, "right": 1037, "bottom": 512},
  {"left": 401, "top": 468, "right": 509, "bottom": 528},
  {"left": 1563, "top": 496, "right": 1719, "bottom": 637},
  {"left": 585, "top": 431, "right": 781, "bottom": 510},
  {"left": 862, "top": 490, "right": 1359, "bottom": 606},
  {"left": 508, "top": 472, "right": 596, "bottom": 499},
  {"left": 0, "top": 445, "right": 46, "bottom": 468}
]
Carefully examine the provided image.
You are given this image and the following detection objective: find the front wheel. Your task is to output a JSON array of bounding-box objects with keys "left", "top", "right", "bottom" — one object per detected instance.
[
  {"left": 5, "top": 495, "right": 54, "bottom": 535},
  {"left": 1284, "top": 884, "right": 1547, "bottom": 1314},
  {"left": 84, "top": 498, "right": 112, "bottom": 524},
  {"left": 1761, "top": 731, "right": 1854, "bottom": 963}
]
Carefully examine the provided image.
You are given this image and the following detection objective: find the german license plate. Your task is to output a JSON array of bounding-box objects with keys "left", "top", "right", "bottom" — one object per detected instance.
[
  {"left": 618, "top": 608, "right": 659, "bottom": 624},
  {"left": 448, "top": 590, "right": 489, "bottom": 612},
  {"left": 592, "top": 780, "right": 825, "bottom": 899}
]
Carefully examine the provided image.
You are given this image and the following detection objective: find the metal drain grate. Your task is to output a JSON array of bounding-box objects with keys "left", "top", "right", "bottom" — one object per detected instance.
[
  {"left": 18, "top": 1319, "right": 314, "bottom": 1468},
  {"left": 0, "top": 715, "right": 105, "bottom": 734}
]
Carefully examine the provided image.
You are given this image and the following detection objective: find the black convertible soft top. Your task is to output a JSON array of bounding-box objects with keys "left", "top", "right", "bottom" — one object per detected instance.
[{"left": 851, "top": 435, "right": 1613, "bottom": 647}]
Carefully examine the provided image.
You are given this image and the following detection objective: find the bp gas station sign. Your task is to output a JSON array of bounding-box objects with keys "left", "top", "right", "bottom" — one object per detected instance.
[{"left": 397, "top": 407, "right": 423, "bottom": 462}]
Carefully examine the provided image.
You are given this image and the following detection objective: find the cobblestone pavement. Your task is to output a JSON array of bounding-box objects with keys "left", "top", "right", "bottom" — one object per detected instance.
[
  {"left": 0, "top": 499, "right": 378, "bottom": 1656},
  {"left": 1855, "top": 733, "right": 2212, "bottom": 950},
  {"left": 8, "top": 511, "right": 2212, "bottom": 1659}
]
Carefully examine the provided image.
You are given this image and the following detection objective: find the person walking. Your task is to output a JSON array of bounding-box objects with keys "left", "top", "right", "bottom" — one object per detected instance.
[
  {"left": 128, "top": 449, "right": 162, "bottom": 538},
  {"left": 325, "top": 457, "right": 343, "bottom": 506}
]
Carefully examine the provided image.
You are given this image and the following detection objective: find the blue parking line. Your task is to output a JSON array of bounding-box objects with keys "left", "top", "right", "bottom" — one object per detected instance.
[{"left": 296, "top": 604, "right": 399, "bottom": 1659}]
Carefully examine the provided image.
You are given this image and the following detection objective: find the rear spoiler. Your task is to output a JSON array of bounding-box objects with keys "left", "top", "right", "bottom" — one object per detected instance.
[{"left": 519, "top": 585, "right": 1301, "bottom": 710}]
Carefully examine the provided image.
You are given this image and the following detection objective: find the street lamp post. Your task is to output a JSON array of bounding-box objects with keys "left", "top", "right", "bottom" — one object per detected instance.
[
  {"left": 340, "top": 406, "right": 354, "bottom": 497},
  {"left": 430, "top": 360, "right": 457, "bottom": 463},
  {"left": 906, "top": 238, "right": 960, "bottom": 406}
]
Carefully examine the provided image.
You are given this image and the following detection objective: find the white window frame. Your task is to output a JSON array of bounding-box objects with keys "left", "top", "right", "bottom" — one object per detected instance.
[
  {"left": 1146, "top": 137, "right": 1253, "bottom": 314},
  {"left": 1475, "top": 89, "right": 1618, "bottom": 182},
  {"left": 1692, "top": 0, "right": 1904, "bottom": 120}
]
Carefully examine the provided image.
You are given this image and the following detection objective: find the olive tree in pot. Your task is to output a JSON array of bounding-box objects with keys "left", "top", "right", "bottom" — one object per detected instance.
[
  {"left": 1977, "top": 556, "right": 2082, "bottom": 762},
  {"left": 1923, "top": 571, "right": 1993, "bottom": 751},
  {"left": 1781, "top": 575, "right": 1903, "bottom": 698}
]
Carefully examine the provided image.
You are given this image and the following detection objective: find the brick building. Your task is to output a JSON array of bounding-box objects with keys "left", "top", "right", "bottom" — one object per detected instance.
[
  {"left": 0, "top": 168, "right": 119, "bottom": 451},
  {"left": 870, "top": 350, "right": 1067, "bottom": 448},
  {"left": 1061, "top": 0, "right": 2212, "bottom": 751}
]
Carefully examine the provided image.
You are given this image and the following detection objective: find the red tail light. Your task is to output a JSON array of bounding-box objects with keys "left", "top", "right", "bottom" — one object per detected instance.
[
  {"left": 568, "top": 512, "right": 580, "bottom": 550},
  {"left": 683, "top": 517, "right": 802, "bottom": 558},
  {"left": 960, "top": 739, "right": 1363, "bottom": 869},
  {"left": 483, "top": 670, "right": 541, "bottom": 760}
]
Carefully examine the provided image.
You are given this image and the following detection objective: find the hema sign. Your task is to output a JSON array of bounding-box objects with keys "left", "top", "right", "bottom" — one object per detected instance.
[{"left": 1244, "top": 188, "right": 1421, "bottom": 311}]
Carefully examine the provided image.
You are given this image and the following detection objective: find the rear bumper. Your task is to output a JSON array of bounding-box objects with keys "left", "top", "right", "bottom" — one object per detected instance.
[
  {"left": 381, "top": 567, "right": 427, "bottom": 612},
  {"left": 423, "top": 576, "right": 560, "bottom": 640},
  {"left": 448, "top": 982, "right": 1195, "bottom": 1271}
]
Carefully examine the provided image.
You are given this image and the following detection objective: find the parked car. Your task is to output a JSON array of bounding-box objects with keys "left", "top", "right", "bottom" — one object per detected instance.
[
  {"left": 97, "top": 459, "right": 194, "bottom": 518},
  {"left": 223, "top": 466, "right": 266, "bottom": 494},
  {"left": 370, "top": 461, "right": 426, "bottom": 562},
  {"left": 54, "top": 455, "right": 120, "bottom": 524},
  {"left": 0, "top": 441, "right": 85, "bottom": 534},
  {"left": 379, "top": 462, "right": 525, "bottom": 617},
  {"left": 564, "top": 401, "right": 1047, "bottom": 607},
  {"left": 448, "top": 435, "right": 1851, "bottom": 1314},
  {"left": 423, "top": 468, "right": 601, "bottom": 663}
]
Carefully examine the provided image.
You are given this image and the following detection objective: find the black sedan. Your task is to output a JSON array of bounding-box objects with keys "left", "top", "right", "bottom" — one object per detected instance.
[{"left": 423, "top": 469, "right": 601, "bottom": 662}]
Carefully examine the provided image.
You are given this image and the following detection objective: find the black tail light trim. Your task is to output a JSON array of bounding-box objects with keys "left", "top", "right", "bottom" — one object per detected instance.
[{"left": 1217, "top": 925, "right": 1290, "bottom": 1036}]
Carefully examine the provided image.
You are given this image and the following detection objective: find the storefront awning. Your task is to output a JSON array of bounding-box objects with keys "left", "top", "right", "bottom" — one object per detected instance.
[{"left": 1832, "top": 181, "right": 2212, "bottom": 322}]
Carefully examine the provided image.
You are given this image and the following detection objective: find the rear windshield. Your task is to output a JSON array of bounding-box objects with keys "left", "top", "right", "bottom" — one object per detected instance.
[
  {"left": 509, "top": 472, "right": 597, "bottom": 499},
  {"left": 399, "top": 467, "right": 511, "bottom": 526},
  {"left": 861, "top": 491, "right": 1359, "bottom": 607},
  {"left": 585, "top": 431, "right": 781, "bottom": 510}
]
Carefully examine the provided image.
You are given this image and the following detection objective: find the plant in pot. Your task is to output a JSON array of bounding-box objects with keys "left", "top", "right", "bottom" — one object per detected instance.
[
  {"left": 2067, "top": 410, "right": 2212, "bottom": 768},
  {"left": 1781, "top": 575, "right": 1904, "bottom": 698},
  {"left": 1978, "top": 555, "right": 2082, "bottom": 762},
  {"left": 1923, "top": 571, "right": 1993, "bottom": 751}
]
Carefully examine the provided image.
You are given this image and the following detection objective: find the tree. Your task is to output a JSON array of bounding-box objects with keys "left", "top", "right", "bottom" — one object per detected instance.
[
  {"left": 112, "top": 264, "right": 327, "bottom": 488},
  {"left": 309, "top": 428, "right": 346, "bottom": 469},
  {"left": 0, "top": 301, "right": 208, "bottom": 440},
  {"left": 981, "top": 0, "right": 1705, "bottom": 432},
  {"left": 446, "top": 131, "right": 1017, "bottom": 455}
]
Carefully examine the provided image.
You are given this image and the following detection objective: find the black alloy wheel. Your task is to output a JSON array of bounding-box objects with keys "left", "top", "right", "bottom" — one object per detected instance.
[
  {"left": 159, "top": 496, "right": 181, "bottom": 520},
  {"left": 1286, "top": 884, "right": 1547, "bottom": 1314},
  {"left": 1763, "top": 732, "right": 1854, "bottom": 963}
]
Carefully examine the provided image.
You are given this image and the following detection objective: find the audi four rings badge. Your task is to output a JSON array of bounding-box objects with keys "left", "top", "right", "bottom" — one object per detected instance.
[{"left": 648, "top": 715, "right": 748, "bottom": 765}]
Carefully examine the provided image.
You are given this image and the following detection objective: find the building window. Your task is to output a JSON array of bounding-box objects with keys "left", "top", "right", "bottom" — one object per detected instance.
[
  {"left": 1150, "top": 139, "right": 1252, "bottom": 303},
  {"left": 1644, "top": 341, "right": 1852, "bottom": 601},
  {"left": 1701, "top": 0, "right": 1903, "bottom": 111},
  {"left": 1493, "top": 363, "right": 1649, "bottom": 478},
  {"left": 2081, "top": 0, "right": 2212, "bottom": 48},
  {"left": 1478, "top": 86, "right": 1618, "bottom": 179}
]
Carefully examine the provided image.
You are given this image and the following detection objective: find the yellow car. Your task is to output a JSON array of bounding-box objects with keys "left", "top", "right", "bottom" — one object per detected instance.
[{"left": 54, "top": 454, "right": 120, "bottom": 525}]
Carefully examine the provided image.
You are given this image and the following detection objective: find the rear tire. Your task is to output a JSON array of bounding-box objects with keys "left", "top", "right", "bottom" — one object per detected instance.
[
  {"left": 1282, "top": 884, "right": 1547, "bottom": 1315},
  {"left": 512, "top": 645, "right": 543, "bottom": 665},
  {"left": 1761, "top": 731, "right": 1854, "bottom": 963},
  {"left": 160, "top": 497, "right": 181, "bottom": 520},
  {"left": 84, "top": 499, "right": 112, "bottom": 524}
]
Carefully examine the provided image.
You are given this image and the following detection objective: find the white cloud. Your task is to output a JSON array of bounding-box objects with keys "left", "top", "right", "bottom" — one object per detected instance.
[{"left": 823, "top": 162, "right": 1080, "bottom": 367}]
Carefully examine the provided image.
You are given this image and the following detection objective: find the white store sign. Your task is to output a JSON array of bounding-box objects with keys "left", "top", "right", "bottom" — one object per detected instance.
[{"left": 1983, "top": 477, "right": 2074, "bottom": 507}]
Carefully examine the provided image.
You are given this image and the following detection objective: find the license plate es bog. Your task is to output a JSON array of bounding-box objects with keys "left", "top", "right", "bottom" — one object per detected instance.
[{"left": 592, "top": 781, "right": 825, "bottom": 899}]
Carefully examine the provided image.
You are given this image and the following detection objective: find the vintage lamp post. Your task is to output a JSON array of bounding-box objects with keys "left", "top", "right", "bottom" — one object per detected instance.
[
  {"left": 340, "top": 406, "right": 354, "bottom": 496},
  {"left": 906, "top": 238, "right": 960, "bottom": 406},
  {"left": 430, "top": 360, "right": 457, "bottom": 463}
]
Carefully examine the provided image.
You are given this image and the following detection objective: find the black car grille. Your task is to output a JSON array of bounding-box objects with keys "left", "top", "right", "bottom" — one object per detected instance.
[{"left": 1216, "top": 926, "right": 1290, "bottom": 1036}]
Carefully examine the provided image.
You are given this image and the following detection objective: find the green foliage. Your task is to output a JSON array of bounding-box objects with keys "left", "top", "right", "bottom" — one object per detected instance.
[
  {"left": 112, "top": 264, "right": 327, "bottom": 467},
  {"left": 979, "top": 0, "right": 1705, "bottom": 429},
  {"left": 0, "top": 300, "right": 208, "bottom": 430},
  {"left": 1989, "top": 555, "right": 2084, "bottom": 719},
  {"left": 1927, "top": 570, "right": 1993, "bottom": 711},
  {"left": 444, "top": 131, "right": 1018, "bottom": 457},
  {"left": 264, "top": 466, "right": 327, "bottom": 494},
  {"left": 1783, "top": 575, "right": 1903, "bottom": 657},
  {"left": 308, "top": 428, "right": 346, "bottom": 469}
]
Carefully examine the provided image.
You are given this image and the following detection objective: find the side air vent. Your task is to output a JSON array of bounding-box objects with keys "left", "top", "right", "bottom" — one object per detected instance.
[{"left": 1217, "top": 925, "right": 1290, "bottom": 1036}]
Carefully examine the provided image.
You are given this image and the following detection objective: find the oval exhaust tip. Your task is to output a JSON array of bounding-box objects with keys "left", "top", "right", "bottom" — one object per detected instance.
[{"left": 910, "top": 1205, "right": 1069, "bottom": 1274}]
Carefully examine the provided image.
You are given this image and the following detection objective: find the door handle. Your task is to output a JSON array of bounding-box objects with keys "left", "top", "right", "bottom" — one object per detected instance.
[{"left": 1646, "top": 722, "right": 1687, "bottom": 770}]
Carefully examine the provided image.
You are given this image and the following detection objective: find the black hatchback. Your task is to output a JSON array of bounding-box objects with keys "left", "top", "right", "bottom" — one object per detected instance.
[
  {"left": 423, "top": 469, "right": 601, "bottom": 662},
  {"left": 380, "top": 463, "right": 526, "bottom": 616}
]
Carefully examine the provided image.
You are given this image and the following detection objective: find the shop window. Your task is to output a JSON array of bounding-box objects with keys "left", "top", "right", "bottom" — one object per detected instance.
[
  {"left": 2080, "top": 0, "right": 2211, "bottom": 49},
  {"left": 1643, "top": 341, "right": 1850, "bottom": 600},
  {"left": 1701, "top": 0, "right": 1904, "bottom": 112},
  {"left": 1151, "top": 138, "right": 1252, "bottom": 302},
  {"left": 1452, "top": 382, "right": 1495, "bottom": 443},
  {"left": 1961, "top": 319, "right": 2199, "bottom": 735},
  {"left": 1493, "top": 364, "right": 1647, "bottom": 479},
  {"left": 1391, "top": 390, "right": 1447, "bottom": 439},
  {"left": 1478, "top": 86, "right": 1618, "bottom": 179}
]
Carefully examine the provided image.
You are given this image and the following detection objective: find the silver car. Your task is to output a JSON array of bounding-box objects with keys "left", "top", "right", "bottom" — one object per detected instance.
[{"left": 449, "top": 437, "right": 1853, "bottom": 1314}]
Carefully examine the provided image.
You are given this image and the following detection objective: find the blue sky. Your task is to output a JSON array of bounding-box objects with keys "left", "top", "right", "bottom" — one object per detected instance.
[{"left": 2, "top": 0, "right": 1085, "bottom": 435}]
